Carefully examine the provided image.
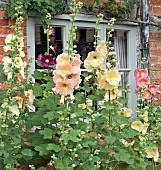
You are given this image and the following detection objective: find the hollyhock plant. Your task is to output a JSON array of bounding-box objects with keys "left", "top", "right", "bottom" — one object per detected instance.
[
  {"left": 134, "top": 68, "right": 148, "bottom": 79},
  {"left": 37, "top": 54, "right": 55, "bottom": 67},
  {"left": 148, "top": 84, "right": 158, "bottom": 94}
]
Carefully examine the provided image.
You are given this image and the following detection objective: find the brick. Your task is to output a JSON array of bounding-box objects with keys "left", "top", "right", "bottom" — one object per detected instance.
[
  {"left": 150, "top": 50, "right": 161, "bottom": 56},
  {"left": 153, "top": 63, "right": 161, "bottom": 70},
  {"left": 0, "top": 37, "right": 5, "bottom": 46},
  {"left": 150, "top": 56, "right": 159, "bottom": 63},
  {"left": 149, "top": 6, "right": 153, "bottom": 13},
  {"left": 149, "top": 42, "right": 161, "bottom": 49},
  {"left": 150, "top": 0, "right": 161, "bottom": 6},
  {"left": 0, "top": 27, "right": 14, "bottom": 35},
  {"left": 0, "top": 18, "right": 9, "bottom": 26},
  {"left": 152, "top": 7, "right": 161, "bottom": 15},
  {"left": 0, "top": 11, "right": 7, "bottom": 17},
  {"left": 149, "top": 33, "right": 161, "bottom": 41}
]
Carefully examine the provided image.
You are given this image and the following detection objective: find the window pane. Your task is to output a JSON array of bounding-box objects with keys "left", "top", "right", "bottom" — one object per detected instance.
[
  {"left": 74, "top": 27, "right": 95, "bottom": 69},
  {"left": 35, "top": 25, "right": 63, "bottom": 69}
]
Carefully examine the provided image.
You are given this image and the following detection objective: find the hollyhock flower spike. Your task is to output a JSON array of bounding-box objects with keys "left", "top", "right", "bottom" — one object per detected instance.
[{"left": 37, "top": 54, "right": 55, "bottom": 67}]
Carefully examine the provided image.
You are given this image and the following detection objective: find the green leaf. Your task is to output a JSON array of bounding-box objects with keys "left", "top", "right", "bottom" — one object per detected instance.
[
  {"left": 39, "top": 128, "right": 52, "bottom": 139},
  {"left": 38, "top": 167, "right": 46, "bottom": 170},
  {"left": 46, "top": 143, "right": 61, "bottom": 152},
  {"left": 21, "top": 149, "right": 33, "bottom": 157},
  {"left": 43, "top": 112, "right": 55, "bottom": 121},
  {"left": 54, "top": 157, "right": 71, "bottom": 170},
  {"left": 35, "top": 144, "right": 50, "bottom": 156},
  {"left": 44, "top": 81, "right": 55, "bottom": 90},
  {"left": 0, "top": 74, "right": 7, "bottom": 83},
  {"left": 33, "top": 82, "right": 43, "bottom": 96},
  {"left": 105, "top": 136, "right": 116, "bottom": 144},
  {"left": 32, "top": 70, "right": 44, "bottom": 79}
]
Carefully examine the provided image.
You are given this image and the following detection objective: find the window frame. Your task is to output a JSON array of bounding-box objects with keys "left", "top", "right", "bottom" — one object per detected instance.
[{"left": 27, "top": 14, "right": 138, "bottom": 115}]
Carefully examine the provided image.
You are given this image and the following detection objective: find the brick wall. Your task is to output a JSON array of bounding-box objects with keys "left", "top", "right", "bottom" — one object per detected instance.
[{"left": 149, "top": 0, "right": 161, "bottom": 103}]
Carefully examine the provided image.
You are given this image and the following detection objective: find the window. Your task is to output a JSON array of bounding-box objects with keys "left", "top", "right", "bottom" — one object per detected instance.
[{"left": 27, "top": 14, "right": 137, "bottom": 115}]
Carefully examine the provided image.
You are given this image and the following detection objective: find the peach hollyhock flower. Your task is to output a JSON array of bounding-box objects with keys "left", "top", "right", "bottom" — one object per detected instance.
[
  {"left": 56, "top": 64, "right": 73, "bottom": 78},
  {"left": 144, "top": 88, "right": 152, "bottom": 100},
  {"left": 136, "top": 76, "right": 150, "bottom": 88},
  {"left": 131, "top": 120, "right": 144, "bottom": 132},
  {"left": 145, "top": 147, "right": 159, "bottom": 162},
  {"left": 53, "top": 70, "right": 64, "bottom": 83},
  {"left": 96, "top": 41, "right": 107, "bottom": 55},
  {"left": 104, "top": 89, "right": 121, "bottom": 101},
  {"left": 148, "top": 84, "right": 158, "bottom": 94},
  {"left": 70, "top": 57, "right": 82, "bottom": 73},
  {"left": 84, "top": 51, "right": 104, "bottom": 71},
  {"left": 98, "top": 74, "right": 115, "bottom": 90},
  {"left": 25, "top": 89, "right": 35, "bottom": 105},
  {"left": 56, "top": 53, "right": 70, "bottom": 65},
  {"left": 134, "top": 69, "right": 148, "bottom": 79},
  {"left": 105, "top": 70, "right": 121, "bottom": 86},
  {"left": 52, "top": 81, "right": 74, "bottom": 96}
]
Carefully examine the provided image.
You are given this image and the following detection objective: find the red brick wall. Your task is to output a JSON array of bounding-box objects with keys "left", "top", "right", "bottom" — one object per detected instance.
[{"left": 149, "top": 0, "right": 161, "bottom": 103}]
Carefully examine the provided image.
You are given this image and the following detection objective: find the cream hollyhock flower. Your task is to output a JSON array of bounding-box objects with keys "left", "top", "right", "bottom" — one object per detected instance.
[
  {"left": 105, "top": 70, "right": 121, "bottom": 86},
  {"left": 20, "top": 61, "right": 27, "bottom": 79},
  {"left": 19, "top": 51, "right": 25, "bottom": 58},
  {"left": 96, "top": 41, "right": 107, "bottom": 55},
  {"left": 14, "top": 57, "right": 23, "bottom": 68},
  {"left": 5, "top": 34, "right": 15, "bottom": 44},
  {"left": 131, "top": 120, "right": 144, "bottom": 132},
  {"left": 145, "top": 147, "right": 159, "bottom": 162},
  {"left": 119, "top": 107, "right": 132, "bottom": 117},
  {"left": 2, "top": 56, "right": 12, "bottom": 72},
  {"left": 9, "top": 105, "right": 20, "bottom": 116},
  {"left": 3, "top": 45, "right": 12, "bottom": 52},
  {"left": 119, "top": 139, "right": 135, "bottom": 147},
  {"left": 84, "top": 51, "right": 104, "bottom": 71},
  {"left": 142, "top": 123, "right": 149, "bottom": 135}
]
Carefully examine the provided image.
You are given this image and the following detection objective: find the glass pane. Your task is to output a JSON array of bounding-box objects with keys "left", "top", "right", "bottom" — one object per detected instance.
[
  {"left": 106, "top": 30, "right": 128, "bottom": 69},
  {"left": 35, "top": 25, "right": 63, "bottom": 69},
  {"left": 74, "top": 27, "right": 95, "bottom": 69}
]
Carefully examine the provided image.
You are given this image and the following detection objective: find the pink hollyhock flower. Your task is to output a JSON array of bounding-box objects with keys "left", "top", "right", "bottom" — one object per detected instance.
[
  {"left": 56, "top": 64, "right": 73, "bottom": 78},
  {"left": 37, "top": 54, "right": 55, "bottom": 67},
  {"left": 53, "top": 81, "right": 74, "bottom": 96},
  {"left": 53, "top": 70, "right": 64, "bottom": 83},
  {"left": 56, "top": 53, "right": 70, "bottom": 65},
  {"left": 134, "top": 69, "right": 148, "bottom": 79},
  {"left": 136, "top": 76, "right": 150, "bottom": 88},
  {"left": 148, "top": 85, "right": 158, "bottom": 94},
  {"left": 144, "top": 88, "right": 152, "bottom": 100}
]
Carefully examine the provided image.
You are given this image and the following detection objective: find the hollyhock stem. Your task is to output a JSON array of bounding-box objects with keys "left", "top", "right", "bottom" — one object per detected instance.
[{"left": 108, "top": 90, "right": 112, "bottom": 127}]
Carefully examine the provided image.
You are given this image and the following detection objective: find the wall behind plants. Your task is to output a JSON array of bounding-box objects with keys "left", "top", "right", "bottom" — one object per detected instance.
[{"left": 149, "top": 0, "right": 161, "bottom": 104}]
